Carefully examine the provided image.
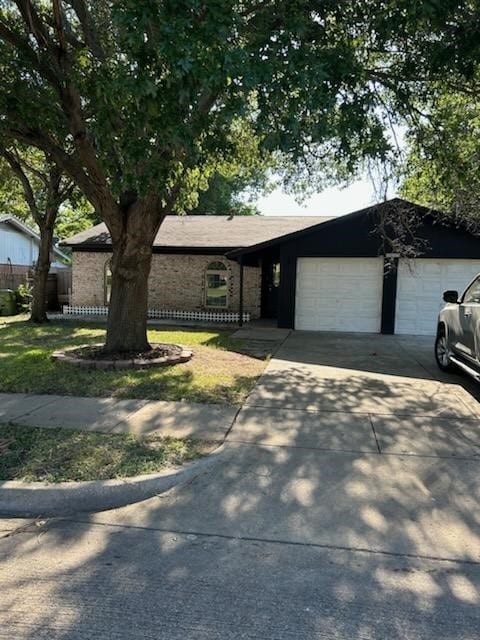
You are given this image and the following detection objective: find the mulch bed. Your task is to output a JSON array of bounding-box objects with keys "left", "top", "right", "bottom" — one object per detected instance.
[
  {"left": 52, "top": 343, "right": 193, "bottom": 370},
  {"left": 69, "top": 344, "right": 183, "bottom": 361}
]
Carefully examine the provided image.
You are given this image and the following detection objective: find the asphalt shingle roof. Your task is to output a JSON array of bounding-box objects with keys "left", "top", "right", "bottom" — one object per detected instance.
[{"left": 62, "top": 215, "right": 335, "bottom": 249}]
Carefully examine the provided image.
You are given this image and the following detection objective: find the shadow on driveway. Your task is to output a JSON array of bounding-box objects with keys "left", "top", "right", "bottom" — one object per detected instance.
[{"left": 1, "top": 332, "right": 480, "bottom": 639}]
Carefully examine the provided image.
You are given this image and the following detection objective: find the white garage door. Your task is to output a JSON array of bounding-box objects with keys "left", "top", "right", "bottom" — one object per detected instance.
[
  {"left": 295, "top": 257, "right": 384, "bottom": 332},
  {"left": 395, "top": 259, "right": 480, "bottom": 335}
]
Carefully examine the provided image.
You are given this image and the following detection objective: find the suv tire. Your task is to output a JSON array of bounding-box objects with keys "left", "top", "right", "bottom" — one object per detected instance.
[{"left": 435, "top": 331, "right": 455, "bottom": 372}]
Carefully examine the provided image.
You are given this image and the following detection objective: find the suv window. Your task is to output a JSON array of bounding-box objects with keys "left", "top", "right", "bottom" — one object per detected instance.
[{"left": 463, "top": 277, "right": 480, "bottom": 304}]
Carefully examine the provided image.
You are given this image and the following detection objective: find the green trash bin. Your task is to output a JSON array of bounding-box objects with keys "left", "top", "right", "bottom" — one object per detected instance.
[{"left": 0, "top": 289, "right": 17, "bottom": 316}]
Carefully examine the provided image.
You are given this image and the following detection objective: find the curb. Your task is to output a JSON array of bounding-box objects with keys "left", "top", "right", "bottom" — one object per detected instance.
[{"left": 0, "top": 443, "right": 226, "bottom": 518}]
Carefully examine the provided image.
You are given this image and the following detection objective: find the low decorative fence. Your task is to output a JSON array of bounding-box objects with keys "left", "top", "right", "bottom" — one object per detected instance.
[{"left": 62, "top": 305, "right": 250, "bottom": 323}]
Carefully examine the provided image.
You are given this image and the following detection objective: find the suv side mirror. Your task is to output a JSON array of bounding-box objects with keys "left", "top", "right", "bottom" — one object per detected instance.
[{"left": 443, "top": 290, "right": 459, "bottom": 303}]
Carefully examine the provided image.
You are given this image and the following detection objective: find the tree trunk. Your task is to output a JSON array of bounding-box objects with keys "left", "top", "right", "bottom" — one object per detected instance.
[
  {"left": 104, "top": 202, "right": 163, "bottom": 353},
  {"left": 30, "top": 224, "right": 54, "bottom": 323}
]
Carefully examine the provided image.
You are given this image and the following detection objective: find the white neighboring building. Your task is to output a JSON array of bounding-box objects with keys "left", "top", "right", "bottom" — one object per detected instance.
[{"left": 0, "top": 215, "right": 69, "bottom": 269}]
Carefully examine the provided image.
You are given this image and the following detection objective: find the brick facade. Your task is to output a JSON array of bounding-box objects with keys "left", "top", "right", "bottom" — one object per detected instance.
[{"left": 71, "top": 251, "right": 262, "bottom": 317}]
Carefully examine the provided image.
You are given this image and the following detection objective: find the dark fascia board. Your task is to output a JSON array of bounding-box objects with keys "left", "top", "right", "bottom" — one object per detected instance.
[
  {"left": 71, "top": 244, "right": 242, "bottom": 256},
  {"left": 226, "top": 198, "right": 449, "bottom": 261}
]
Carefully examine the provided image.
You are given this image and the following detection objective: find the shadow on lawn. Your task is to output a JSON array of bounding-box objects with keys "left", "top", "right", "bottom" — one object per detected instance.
[
  {"left": 2, "top": 356, "right": 480, "bottom": 638},
  {"left": 0, "top": 320, "right": 263, "bottom": 403}
]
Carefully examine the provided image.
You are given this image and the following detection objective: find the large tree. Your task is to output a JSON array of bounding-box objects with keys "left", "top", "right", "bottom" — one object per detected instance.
[
  {"left": 0, "top": 1, "right": 478, "bottom": 351},
  {"left": 0, "top": 157, "right": 96, "bottom": 239},
  {"left": 189, "top": 123, "right": 275, "bottom": 216},
  {"left": 400, "top": 80, "right": 480, "bottom": 230},
  {"left": 0, "top": 144, "right": 74, "bottom": 322}
]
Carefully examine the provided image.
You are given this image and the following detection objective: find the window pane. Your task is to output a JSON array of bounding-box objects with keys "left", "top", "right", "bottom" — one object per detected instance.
[
  {"left": 464, "top": 278, "right": 480, "bottom": 303},
  {"left": 206, "top": 273, "right": 227, "bottom": 307},
  {"left": 273, "top": 263, "right": 281, "bottom": 288},
  {"left": 105, "top": 262, "right": 112, "bottom": 304}
]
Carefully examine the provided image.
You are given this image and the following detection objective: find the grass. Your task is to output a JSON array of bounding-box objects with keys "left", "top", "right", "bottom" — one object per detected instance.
[
  {"left": 0, "top": 423, "right": 211, "bottom": 483},
  {"left": 0, "top": 315, "right": 267, "bottom": 404}
]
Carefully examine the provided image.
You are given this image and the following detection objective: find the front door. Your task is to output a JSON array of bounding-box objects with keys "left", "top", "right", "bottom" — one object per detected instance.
[{"left": 261, "top": 261, "right": 280, "bottom": 318}]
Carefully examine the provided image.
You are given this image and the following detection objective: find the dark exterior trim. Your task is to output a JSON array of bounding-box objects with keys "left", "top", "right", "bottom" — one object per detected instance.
[
  {"left": 380, "top": 257, "right": 399, "bottom": 334},
  {"left": 277, "top": 251, "right": 297, "bottom": 329},
  {"left": 228, "top": 198, "right": 449, "bottom": 261},
  {"left": 228, "top": 207, "right": 365, "bottom": 260},
  {"left": 70, "top": 245, "right": 242, "bottom": 256}
]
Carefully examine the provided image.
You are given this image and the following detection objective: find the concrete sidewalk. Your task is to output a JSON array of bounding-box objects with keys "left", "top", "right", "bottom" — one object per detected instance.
[
  {"left": 0, "top": 392, "right": 239, "bottom": 440},
  {"left": 3, "top": 332, "right": 480, "bottom": 639}
]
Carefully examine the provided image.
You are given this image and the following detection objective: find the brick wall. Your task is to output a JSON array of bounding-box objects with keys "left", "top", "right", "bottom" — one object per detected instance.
[
  {"left": 71, "top": 251, "right": 262, "bottom": 317},
  {"left": 71, "top": 252, "right": 106, "bottom": 307}
]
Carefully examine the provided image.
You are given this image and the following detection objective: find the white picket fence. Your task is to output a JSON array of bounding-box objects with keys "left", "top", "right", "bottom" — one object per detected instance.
[{"left": 62, "top": 305, "right": 250, "bottom": 323}]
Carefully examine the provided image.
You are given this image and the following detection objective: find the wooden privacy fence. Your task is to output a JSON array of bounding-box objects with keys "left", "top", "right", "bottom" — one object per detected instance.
[
  {"left": 56, "top": 268, "right": 72, "bottom": 306},
  {"left": 0, "top": 264, "right": 31, "bottom": 291},
  {"left": 0, "top": 264, "right": 72, "bottom": 309}
]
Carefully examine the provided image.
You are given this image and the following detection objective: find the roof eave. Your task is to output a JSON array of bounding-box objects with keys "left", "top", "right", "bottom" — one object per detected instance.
[
  {"left": 66, "top": 243, "right": 245, "bottom": 255},
  {"left": 2, "top": 215, "right": 70, "bottom": 262},
  {"left": 227, "top": 198, "right": 442, "bottom": 260}
]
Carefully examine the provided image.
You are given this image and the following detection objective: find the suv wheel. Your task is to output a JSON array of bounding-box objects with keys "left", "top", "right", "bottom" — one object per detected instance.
[{"left": 435, "top": 331, "right": 454, "bottom": 372}]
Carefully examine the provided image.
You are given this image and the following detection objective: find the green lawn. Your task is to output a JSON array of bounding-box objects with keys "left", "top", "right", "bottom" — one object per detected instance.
[
  {"left": 0, "top": 316, "right": 267, "bottom": 404},
  {"left": 0, "top": 423, "right": 211, "bottom": 482}
]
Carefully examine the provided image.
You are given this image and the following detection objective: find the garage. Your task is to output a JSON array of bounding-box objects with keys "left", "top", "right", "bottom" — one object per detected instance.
[
  {"left": 295, "top": 257, "right": 383, "bottom": 332},
  {"left": 229, "top": 198, "right": 480, "bottom": 335},
  {"left": 395, "top": 259, "right": 480, "bottom": 335}
]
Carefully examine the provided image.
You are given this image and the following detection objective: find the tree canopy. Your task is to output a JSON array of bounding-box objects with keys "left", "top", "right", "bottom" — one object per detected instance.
[
  {"left": 400, "top": 79, "right": 480, "bottom": 230},
  {"left": 0, "top": 144, "right": 96, "bottom": 237},
  {"left": 1, "top": 1, "right": 479, "bottom": 350},
  {"left": 2, "top": 2, "right": 478, "bottom": 211}
]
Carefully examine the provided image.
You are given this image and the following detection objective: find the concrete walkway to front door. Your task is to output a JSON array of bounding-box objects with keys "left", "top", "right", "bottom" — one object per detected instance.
[{"left": 2, "top": 331, "right": 480, "bottom": 639}]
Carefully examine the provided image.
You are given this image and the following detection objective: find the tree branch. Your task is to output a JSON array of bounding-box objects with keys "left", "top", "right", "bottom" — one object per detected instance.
[
  {"left": 0, "top": 145, "right": 41, "bottom": 223},
  {"left": 3, "top": 4, "right": 115, "bottom": 219},
  {"left": 14, "top": 0, "right": 52, "bottom": 50},
  {"left": 7, "top": 123, "right": 98, "bottom": 206},
  {"left": 12, "top": 148, "right": 49, "bottom": 186},
  {"left": 0, "top": 19, "right": 63, "bottom": 90},
  {"left": 64, "top": 0, "right": 105, "bottom": 59}
]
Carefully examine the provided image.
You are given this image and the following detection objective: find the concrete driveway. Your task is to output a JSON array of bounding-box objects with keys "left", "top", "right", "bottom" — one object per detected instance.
[{"left": 2, "top": 332, "right": 480, "bottom": 639}]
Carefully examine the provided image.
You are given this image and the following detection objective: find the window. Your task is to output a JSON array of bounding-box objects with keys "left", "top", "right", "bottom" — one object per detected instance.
[
  {"left": 104, "top": 259, "right": 112, "bottom": 305},
  {"left": 272, "top": 263, "right": 281, "bottom": 288},
  {"left": 205, "top": 261, "right": 228, "bottom": 308},
  {"left": 463, "top": 277, "right": 480, "bottom": 304}
]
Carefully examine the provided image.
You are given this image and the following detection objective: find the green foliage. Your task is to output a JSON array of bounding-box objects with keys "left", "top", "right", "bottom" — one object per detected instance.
[
  {"left": 0, "top": 157, "right": 29, "bottom": 220},
  {"left": 1, "top": 2, "right": 480, "bottom": 346},
  {"left": 0, "top": 318, "right": 266, "bottom": 404},
  {"left": 400, "top": 82, "right": 480, "bottom": 227},
  {"left": 0, "top": 145, "right": 95, "bottom": 237},
  {"left": 186, "top": 119, "right": 276, "bottom": 215},
  {"left": 1, "top": 1, "right": 478, "bottom": 213},
  {"left": 190, "top": 172, "right": 261, "bottom": 216},
  {"left": 0, "top": 423, "right": 205, "bottom": 482},
  {"left": 15, "top": 282, "right": 32, "bottom": 313},
  {"left": 55, "top": 201, "right": 99, "bottom": 239}
]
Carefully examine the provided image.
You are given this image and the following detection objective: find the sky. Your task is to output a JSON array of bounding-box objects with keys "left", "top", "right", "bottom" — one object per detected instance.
[
  {"left": 257, "top": 122, "right": 406, "bottom": 218},
  {"left": 256, "top": 175, "right": 398, "bottom": 218}
]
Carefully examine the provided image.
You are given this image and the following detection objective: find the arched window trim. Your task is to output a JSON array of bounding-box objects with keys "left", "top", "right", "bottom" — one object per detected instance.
[
  {"left": 205, "top": 260, "right": 229, "bottom": 309},
  {"left": 207, "top": 260, "right": 227, "bottom": 271},
  {"left": 104, "top": 259, "right": 112, "bottom": 305}
]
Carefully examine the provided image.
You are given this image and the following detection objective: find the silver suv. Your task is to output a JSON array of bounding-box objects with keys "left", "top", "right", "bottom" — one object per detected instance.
[{"left": 435, "top": 274, "right": 480, "bottom": 379}]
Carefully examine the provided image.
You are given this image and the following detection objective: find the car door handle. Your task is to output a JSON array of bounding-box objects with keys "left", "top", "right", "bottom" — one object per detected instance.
[{"left": 464, "top": 310, "right": 472, "bottom": 317}]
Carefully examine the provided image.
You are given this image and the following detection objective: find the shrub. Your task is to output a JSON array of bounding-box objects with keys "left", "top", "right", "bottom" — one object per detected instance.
[{"left": 15, "top": 282, "right": 33, "bottom": 313}]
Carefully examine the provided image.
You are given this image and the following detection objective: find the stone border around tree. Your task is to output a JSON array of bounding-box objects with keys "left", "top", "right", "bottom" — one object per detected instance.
[
  {"left": 51, "top": 343, "right": 193, "bottom": 370},
  {"left": 0, "top": 442, "right": 227, "bottom": 518}
]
